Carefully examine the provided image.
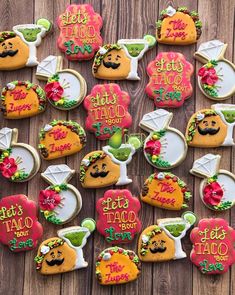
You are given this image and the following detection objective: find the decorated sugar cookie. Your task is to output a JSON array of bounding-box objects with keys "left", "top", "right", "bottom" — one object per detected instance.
[
  {"left": 195, "top": 40, "right": 235, "bottom": 100},
  {"left": 96, "top": 247, "right": 141, "bottom": 285},
  {"left": 190, "top": 218, "right": 235, "bottom": 274},
  {"left": 0, "top": 127, "right": 40, "bottom": 182},
  {"left": 146, "top": 52, "right": 193, "bottom": 108},
  {"left": 35, "top": 219, "right": 96, "bottom": 275},
  {"left": 0, "top": 19, "right": 51, "bottom": 70},
  {"left": 57, "top": 4, "right": 103, "bottom": 61},
  {"left": 190, "top": 154, "right": 235, "bottom": 211},
  {"left": 141, "top": 172, "right": 191, "bottom": 210},
  {"left": 36, "top": 55, "right": 87, "bottom": 110},
  {"left": 0, "top": 194, "right": 43, "bottom": 252},
  {"left": 140, "top": 109, "right": 187, "bottom": 169},
  {"left": 186, "top": 104, "right": 235, "bottom": 147},
  {"left": 39, "top": 165, "right": 82, "bottom": 225},
  {"left": 38, "top": 120, "right": 86, "bottom": 160},
  {"left": 1, "top": 80, "right": 46, "bottom": 119},
  {"left": 92, "top": 35, "right": 156, "bottom": 80},
  {"left": 96, "top": 189, "right": 141, "bottom": 244},
  {"left": 138, "top": 212, "right": 196, "bottom": 262},
  {"left": 156, "top": 6, "right": 202, "bottom": 45},
  {"left": 83, "top": 83, "right": 132, "bottom": 140}
]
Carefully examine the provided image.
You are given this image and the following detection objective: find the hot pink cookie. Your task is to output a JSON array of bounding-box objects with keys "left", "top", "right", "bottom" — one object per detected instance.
[
  {"left": 57, "top": 4, "right": 103, "bottom": 61},
  {"left": 0, "top": 194, "right": 43, "bottom": 252},
  {"left": 190, "top": 218, "right": 235, "bottom": 274},
  {"left": 83, "top": 84, "right": 132, "bottom": 140},
  {"left": 96, "top": 189, "right": 141, "bottom": 244},
  {"left": 146, "top": 52, "right": 193, "bottom": 108}
]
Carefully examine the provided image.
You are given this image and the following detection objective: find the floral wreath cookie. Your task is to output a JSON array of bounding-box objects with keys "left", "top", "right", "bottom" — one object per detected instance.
[
  {"left": 185, "top": 104, "right": 235, "bottom": 147},
  {"left": 0, "top": 194, "right": 43, "bottom": 252},
  {"left": 139, "top": 109, "right": 187, "bottom": 169},
  {"left": 35, "top": 219, "right": 96, "bottom": 275},
  {"left": 190, "top": 154, "right": 235, "bottom": 211},
  {"left": 138, "top": 212, "right": 196, "bottom": 262},
  {"left": 195, "top": 40, "right": 235, "bottom": 100},
  {"left": 83, "top": 83, "right": 132, "bottom": 140},
  {"left": 1, "top": 80, "right": 46, "bottom": 119},
  {"left": 156, "top": 6, "right": 202, "bottom": 45},
  {"left": 39, "top": 164, "right": 82, "bottom": 225},
  {"left": 96, "top": 189, "right": 141, "bottom": 244},
  {"left": 57, "top": 4, "right": 103, "bottom": 61},
  {"left": 0, "top": 19, "right": 51, "bottom": 70},
  {"left": 0, "top": 127, "right": 40, "bottom": 182},
  {"left": 36, "top": 55, "right": 87, "bottom": 110},
  {"left": 96, "top": 247, "right": 141, "bottom": 285},
  {"left": 190, "top": 218, "right": 235, "bottom": 274},
  {"left": 146, "top": 52, "right": 193, "bottom": 108},
  {"left": 92, "top": 35, "right": 156, "bottom": 80},
  {"left": 141, "top": 172, "right": 191, "bottom": 210},
  {"left": 38, "top": 120, "right": 86, "bottom": 160}
]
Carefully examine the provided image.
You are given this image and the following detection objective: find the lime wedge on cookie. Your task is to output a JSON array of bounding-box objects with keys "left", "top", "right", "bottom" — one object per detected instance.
[
  {"left": 81, "top": 218, "right": 96, "bottom": 232},
  {"left": 182, "top": 211, "right": 197, "bottom": 226}
]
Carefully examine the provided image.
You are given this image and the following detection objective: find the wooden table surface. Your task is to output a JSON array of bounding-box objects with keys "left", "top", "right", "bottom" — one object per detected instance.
[{"left": 0, "top": 0, "right": 234, "bottom": 294}]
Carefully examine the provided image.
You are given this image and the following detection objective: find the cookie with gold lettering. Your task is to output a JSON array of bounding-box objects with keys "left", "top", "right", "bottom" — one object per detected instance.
[
  {"left": 156, "top": 6, "right": 202, "bottom": 45},
  {"left": 57, "top": 4, "right": 103, "bottom": 61},
  {"left": 190, "top": 218, "right": 235, "bottom": 274},
  {"left": 95, "top": 247, "right": 141, "bottom": 285},
  {"left": 1, "top": 81, "right": 46, "bottom": 119},
  {"left": 96, "top": 189, "right": 141, "bottom": 244},
  {"left": 141, "top": 172, "right": 191, "bottom": 210},
  {"left": 0, "top": 194, "right": 43, "bottom": 252},
  {"left": 38, "top": 120, "right": 86, "bottom": 160}
]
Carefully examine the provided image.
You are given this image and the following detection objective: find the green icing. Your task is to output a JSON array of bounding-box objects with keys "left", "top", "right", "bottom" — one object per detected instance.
[
  {"left": 165, "top": 224, "right": 186, "bottom": 237},
  {"left": 108, "top": 147, "right": 131, "bottom": 162},
  {"left": 108, "top": 129, "right": 122, "bottom": 149},
  {"left": 18, "top": 28, "right": 42, "bottom": 42},
  {"left": 221, "top": 110, "right": 235, "bottom": 124},
  {"left": 124, "top": 44, "right": 145, "bottom": 57},
  {"left": 64, "top": 231, "right": 87, "bottom": 247}
]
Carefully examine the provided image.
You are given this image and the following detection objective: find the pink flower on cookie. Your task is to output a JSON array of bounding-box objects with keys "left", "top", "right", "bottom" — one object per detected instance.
[
  {"left": 45, "top": 81, "right": 64, "bottom": 102},
  {"left": 203, "top": 182, "right": 223, "bottom": 206},
  {"left": 144, "top": 139, "right": 161, "bottom": 156},
  {"left": 39, "top": 190, "right": 61, "bottom": 211},
  {"left": 198, "top": 66, "right": 218, "bottom": 85},
  {"left": 0, "top": 157, "right": 17, "bottom": 178}
]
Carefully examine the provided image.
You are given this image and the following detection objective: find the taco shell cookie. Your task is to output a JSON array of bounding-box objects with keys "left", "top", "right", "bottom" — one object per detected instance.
[{"left": 95, "top": 247, "right": 141, "bottom": 285}]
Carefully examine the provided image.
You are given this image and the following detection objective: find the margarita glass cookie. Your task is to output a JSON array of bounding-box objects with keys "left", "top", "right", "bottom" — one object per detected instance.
[
  {"left": 0, "top": 127, "right": 40, "bottom": 182},
  {"left": 35, "top": 218, "right": 96, "bottom": 275},
  {"left": 138, "top": 212, "right": 196, "bottom": 262},
  {"left": 0, "top": 194, "right": 43, "bottom": 252},
  {"left": 141, "top": 172, "right": 191, "bottom": 210},
  {"left": 92, "top": 35, "right": 156, "bottom": 80},
  {"left": 36, "top": 55, "right": 87, "bottom": 110},
  {"left": 194, "top": 40, "right": 235, "bottom": 100},
  {"left": 38, "top": 120, "right": 86, "bottom": 160},
  {"left": 146, "top": 52, "right": 193, "bottom": 108},
  {"left": 95, "top": 247, "right": 141, "bottom": 285},
  {"left": 57, "top": 4, "right": 103, "bottom": 61},
  {"left": 190, "top": 154, "right": 235, "bottom": 211},
  {"left": 156, "top": 6, "right": 202, "bottom": 45},
  {"left": 139, "top": 109, "right": 187, "bottom": 169},
  {"left": 39, "top": 164, "right": 82, "bottom": 225},
  {"left": 190, "top": 218, "right": 235, "bottom": 274}
]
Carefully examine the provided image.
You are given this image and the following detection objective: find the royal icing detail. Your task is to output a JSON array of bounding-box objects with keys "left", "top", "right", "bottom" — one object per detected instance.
[
  {"left": 195, "top": 40, "right": 235, "bottom": 100},
  {"left": 0, "top": 127, "right": 40, "bottom": 182},
  {"left": 146, "top": 52, "right": 193, "bottom": 108},
  {"left": 140, "top": 109, "right": 187, "bottom": 169},
  {"left": 96, "top": 247, "right": 141, "bottom": 285},
  {"left": 38, "top": 120, "right": 86, "bottom": 160},
  {"left": 190, "top": 154, "right": 235, "bottom": 211},
  {"left": 186, "top": 104, "right": 235, "bottom": 147},
  {"left": 156, "top": 6, "right": 202, "bottom": 45},
  {"left": 1, "top": 80, "right": 46, "bottom": 119},
  {"left": 83, "top": 84, "right": 132, "bottom": 140},
  {"left": 57, "top": 4, "right": 103, "bottom": 61},
  {"left": 96, "top": 189, "right": 141, "bottom": 244},
  {"left": 39, "top": 165, "right": 82, "bottom": 224},
  {"left": 141, "top": 172, "right": 191, "bottom": 210},
  {"left": 0, "top": 194, "right": 43, "bottom": 252},
  {"left": 190, "top": 218, "right": 235, "bottom": 274}
]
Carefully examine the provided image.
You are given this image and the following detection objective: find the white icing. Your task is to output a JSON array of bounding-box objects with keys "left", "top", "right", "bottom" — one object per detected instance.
[
  {"left": 197, "top": 40, "right": 225, "bottom": 60},
  {"left": 141, "top": 234, "right": 149, "bottom": 243},
  {"left": 11, "top": 146, "right": 35, "bottom": 174},
  {"left": 42, "top": 164, "right": 73, "bottom": 185},
  {"left": 102, "top": 252, "right": 111, "bottom": 261},
  {"left": 98, "top": 47, "right": 108, "bottom": 55},
  {"left": 157, "top": 172, "right": 165, "bottom": 180},
  {"left": 191, "top": 154, "right": 220, "bottom": 178},
  {"left": 44, "top": 124, "right": 53, "bottom": 132},
  {"left": 139, "top": 109, "right": 172, "bottom": 132},
  {"left": 216, "top": 173, "right": 235, "bottom": 203},
  {"left": 36, "top": 55, "right": 62, "bottom": 78},
  {"left": 0, "top": 127, "right": 13, "bottom": 150},
  {"left": 6, "top": 83, "right": 16, "bottom": 90},
  {"left": 58, "top": 71, "right": 81, "bottom": 103},
  {"left": 166, "top": 6, "right": 176, "bottom": 17},
  {"left": 196, "top": 112, "right": 205, "bottom": 121},
  {"left": 40, "top": 245, "right": 50, "bottom": 254}
]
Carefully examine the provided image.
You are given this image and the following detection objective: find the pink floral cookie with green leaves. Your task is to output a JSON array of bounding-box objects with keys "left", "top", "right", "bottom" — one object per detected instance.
[
  {"left": 190, "top": 218, "right": 235, "bottom": 274},
  {"left": 57, "top": 4, "right": 103, "bottom": 61},
  {"left": 96, "top": 189, "right": 141, "bottom": 244},
  {"left": 83, "top": 84, "right": 132, "bottom": 140},
  {"left": 146, "top": 52, "right": 193, "bottom": 108}
]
